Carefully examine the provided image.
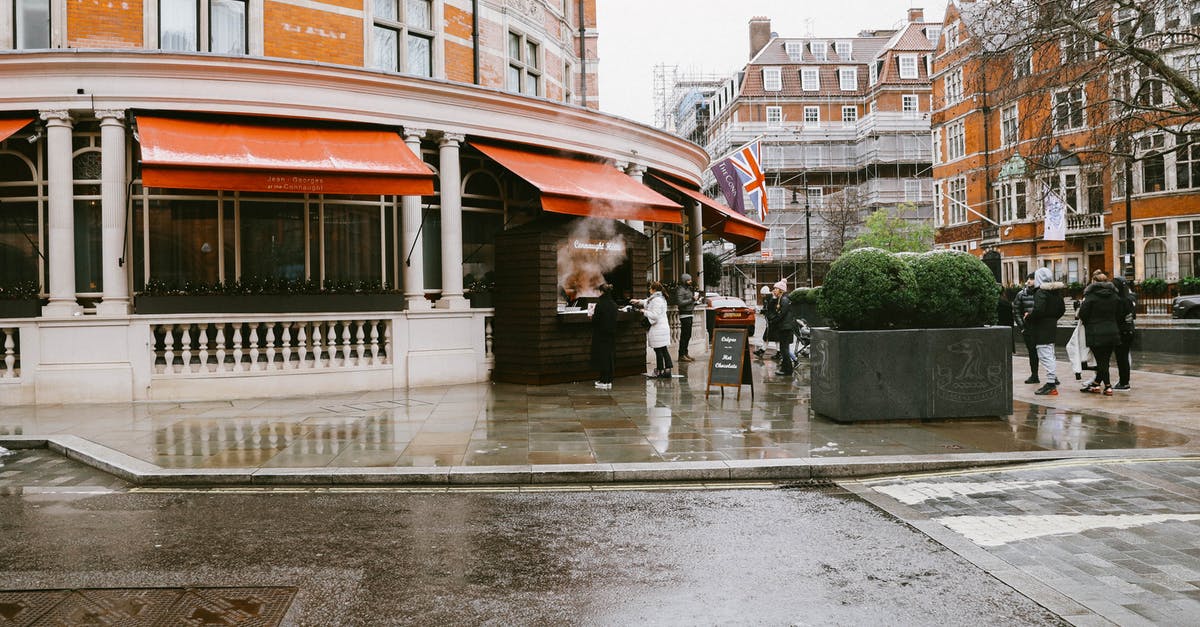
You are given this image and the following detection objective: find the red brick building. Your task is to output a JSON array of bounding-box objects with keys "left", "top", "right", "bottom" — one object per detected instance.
[{"left": 930, "top": 0, "right": 1200, "bottom": 288}]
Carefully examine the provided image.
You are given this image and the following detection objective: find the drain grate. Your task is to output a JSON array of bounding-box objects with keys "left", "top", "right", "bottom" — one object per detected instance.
[{"left": 0, "top": 586, "right": 296, "bottom": 626}]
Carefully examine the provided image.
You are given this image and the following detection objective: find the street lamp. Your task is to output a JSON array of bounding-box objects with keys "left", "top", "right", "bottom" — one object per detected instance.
[{"left": 791, "top": 177, "right": 814, "bottom": 288}]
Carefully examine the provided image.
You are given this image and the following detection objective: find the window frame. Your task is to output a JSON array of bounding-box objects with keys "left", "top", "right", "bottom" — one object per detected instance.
[
  {"left": 947, "top": 176, "right": 967, "bottom": 225},
  {"left": 154, "top": 0, "right": 251, "bottom": 55},
  {"left": 838, "top": 67, "right": 857, "bottom": 91},
  {"left": 13, "top": 0, "right": 53, "bottom": 49},
  {"left": 762, "top": 66, "right": 782, "bottom": 92},
  {"left": 765, "top": 105, "right": 783, "bottom": 125},
  {"left": 1052, "top": 87, "right": 1086, "bottom": 132},
  {"left": 371, "top": 0, "right": 435, "bottom": 77},
  {"left": 841, "top": 105, "right": 857, "bottom": 125},
  {"left": 946, "top": 120, "right": 966, "bottom": 161},
  {"left": 801, "top": 68, "right": 820, "bottom": 91},
  {"left": 810, "top": 40, "right": 827, "bottom": 61},
  {"left": 898, "top": 54, "right": 918, "bottom": 79},
  {"left": 1000, "top": 104, "right": 1019, "bottom": 146},
  {"left": 506, "top": 29, "right": 542, "bottom": 96},
  {"left": 803, "top": 106, "right": 820, "bottom": 125},
  {"left": 834, "top": 40, "right": 852, "bottom": 58},
  {"left": 945, "top": 67, "right": 963, "bottom": 105}
]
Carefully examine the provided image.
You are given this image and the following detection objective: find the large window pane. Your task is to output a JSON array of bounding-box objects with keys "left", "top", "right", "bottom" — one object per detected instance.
[
  {"left": 406, "top": 0, "right": 430, "bottom": 28},
  {"left": 461, "top": 212, "right": 502, "bottom": 285},
  {"left": 407, "top": 34, "right": 431, "bottom": 77},
  {"left": 240, "top": 202, "right": 305, "bottom": 280},
  {"left": 16, "top": 0, "right": 51, "bottom": 49},
  {"left": 148, "top": 199, "right": 219, "bottom": 286},
  {"left": 374, "top": 0, "right": 397, "bottom": 21},
  {"left": 73, "top": 201, "right": 102, "bottom": 292},
  {"left": 210, "top": 0, "right": 246, "bottom": 55},
  {"left": 324, "top": 204, "right": 382, "bottom": 283},
  {"left": 160, "top": 0, "right": 199, "bottom": 51},
  {"left": 373, "top": 26, "right": 398, "bottom": 71},
  {"left": 0, "top": 200, "right": 40, "bottom": 285}
]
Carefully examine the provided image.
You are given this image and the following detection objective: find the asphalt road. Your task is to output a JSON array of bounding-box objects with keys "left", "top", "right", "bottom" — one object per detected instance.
[{"left": 0, "top": 484, "right": 1062, "bottom": 626}]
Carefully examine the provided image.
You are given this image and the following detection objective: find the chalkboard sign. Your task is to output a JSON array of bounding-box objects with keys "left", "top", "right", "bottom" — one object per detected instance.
[{"left": 706, "top": 327, "right": 750, "bottom": 398}]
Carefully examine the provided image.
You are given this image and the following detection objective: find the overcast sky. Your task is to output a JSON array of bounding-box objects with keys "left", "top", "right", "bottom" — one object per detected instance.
[{"left": 595, "top": 0, "right": 948, "bottom": 125}]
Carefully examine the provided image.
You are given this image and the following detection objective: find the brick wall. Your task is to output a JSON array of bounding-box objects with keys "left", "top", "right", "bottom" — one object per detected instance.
[
  {"left": 67, "top": 0, "right": 142, "bottom": 48},
  {"left": 264, "top": 1, "right": 362, "bottom": 66}
]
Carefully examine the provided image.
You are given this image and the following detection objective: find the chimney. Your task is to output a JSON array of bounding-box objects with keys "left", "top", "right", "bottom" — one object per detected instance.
[
  {"left": 908, "top": 8, "right": 924, "bottom": 23},
  {"left": 749, "top": 17, "right": 771, "bottom": 60}
]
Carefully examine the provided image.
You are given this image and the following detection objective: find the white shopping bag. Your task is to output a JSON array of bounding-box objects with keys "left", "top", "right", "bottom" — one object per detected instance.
[{"left": 1065, "top": 321, "right": 1094, "bottom": 375}]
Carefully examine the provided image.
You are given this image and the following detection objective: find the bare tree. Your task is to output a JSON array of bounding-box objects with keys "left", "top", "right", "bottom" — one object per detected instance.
[
  {"left": 812, "top": 189, "right": 866, "bottom": 260},
  {"left": 963, "top": 0, "right": 1200, "bottom": 168}
]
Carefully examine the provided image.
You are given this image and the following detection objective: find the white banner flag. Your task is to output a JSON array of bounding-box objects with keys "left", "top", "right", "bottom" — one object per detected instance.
[{"left": 1042, "top": 184, "right": 1066, "bottom": 241}]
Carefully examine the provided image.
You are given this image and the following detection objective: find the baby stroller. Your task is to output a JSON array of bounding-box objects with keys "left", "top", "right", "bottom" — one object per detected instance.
[{"left": 794, "top": 318, "right": 811, "bottom": 358}]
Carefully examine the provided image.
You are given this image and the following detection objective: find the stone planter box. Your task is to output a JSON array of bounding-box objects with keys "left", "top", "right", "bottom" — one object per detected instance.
[
  {"left": 810, "top": 326, "right": 1012, "bottom": 422},
  {"left": 134, "top": 293, "right": 406, "bottom": 314},
  {"left": 0, "top": 298, "right": 41, "bottom": 318},
  {"left": 467, "top": 292, "right": 494, "bottom": 308}
]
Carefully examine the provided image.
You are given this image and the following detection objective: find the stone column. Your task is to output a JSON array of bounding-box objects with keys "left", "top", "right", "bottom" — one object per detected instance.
[
  {"left": 436, "top": 132, "right": 468, "bottom": 310},
  {"left": 96, "top": 110, "right": 130, "bottom": 316},
  {"left": 624, "top": 164, "right": 647, "bottom": 234},
  {"left": 41, "top": 110, "right": 80, "bottom": 317},
  {"left": 401, "top": 128, "right": 430, "bottom": 311},
  {"left": 689, "top": 199, "right": 704, "bottom": 289}
]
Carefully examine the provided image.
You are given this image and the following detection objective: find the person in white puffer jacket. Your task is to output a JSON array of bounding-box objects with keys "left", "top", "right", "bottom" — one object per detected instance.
[{"left": 634, "top": 281, "right": 673, "bottom": 378}]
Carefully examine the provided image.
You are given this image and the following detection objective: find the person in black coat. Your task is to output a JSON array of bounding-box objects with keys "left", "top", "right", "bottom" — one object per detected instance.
[
  {"left": 674, "top": 274, "right": 698, "bottom": 363},
  {"left": 1078, "top": 271, "right": 1123, "bottom": 395},
  {"left": 1112, "top": 276, "right": 1136, "bottom": 390},
  {"left": 1025, "top": 267, "right": 1066, "bottom": 395},
  {"left": 590, "top": 283, "right": 618, "bottom": 390},
  {"left": 1012, "top": 273, "right": 1039, "bottom": 383}
]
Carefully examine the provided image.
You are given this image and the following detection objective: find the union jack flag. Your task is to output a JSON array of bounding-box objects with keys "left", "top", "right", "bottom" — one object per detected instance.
[{"left": 717, "top": 140, "right": 769, "bottom": 222}]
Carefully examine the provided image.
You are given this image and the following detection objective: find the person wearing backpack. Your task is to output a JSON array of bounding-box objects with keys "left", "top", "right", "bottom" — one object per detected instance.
[{"left": 1112, "top": 276, "right": 1137, "bottom": 391}]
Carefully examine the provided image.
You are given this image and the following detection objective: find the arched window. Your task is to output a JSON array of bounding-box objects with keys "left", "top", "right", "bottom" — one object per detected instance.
[
  {"left": 0, "top": 145, "right": 42, "bottom": 288},
  {"left": 1144, "top": 239, "right": 1167, "bottom": 279}
]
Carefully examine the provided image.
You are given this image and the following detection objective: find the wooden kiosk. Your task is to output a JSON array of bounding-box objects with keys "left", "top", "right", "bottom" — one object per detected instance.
[{"left": 491, "top": 216, "right": 650, "bottom": 384}]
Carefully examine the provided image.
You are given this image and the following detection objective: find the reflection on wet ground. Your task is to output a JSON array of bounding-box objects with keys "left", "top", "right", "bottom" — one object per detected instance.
[{"left": 0, "top": 356, "right": 1188, "bottom": 470}]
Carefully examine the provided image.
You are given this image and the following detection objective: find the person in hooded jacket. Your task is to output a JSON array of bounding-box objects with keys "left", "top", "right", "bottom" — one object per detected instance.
[
  {"left": 635, "top": 281, "right": 673, "bottom": 378},
  {"left": 1024, "top": 267, "right": 1066, "bottom": 395},
  {"left": 1077, "top": 271, "right": 1123, "bottom": 395},
  {"left": 1012, "top": 273, "right": 1040, "bottom": 383},
  {"left": 1112, "top": 276, "right": 1137, "bottom": 390}
]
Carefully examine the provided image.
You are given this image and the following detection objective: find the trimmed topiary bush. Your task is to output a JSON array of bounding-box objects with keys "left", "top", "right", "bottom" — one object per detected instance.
[
  {"left": 1179, "top": 276, "right": 1200, "bottom": 295},
  {"left": 818, "top": 247, "right": 918, "bottom": 330},
  {"left": 905, "top": 249, "right": 1000, "bottom": 328}
]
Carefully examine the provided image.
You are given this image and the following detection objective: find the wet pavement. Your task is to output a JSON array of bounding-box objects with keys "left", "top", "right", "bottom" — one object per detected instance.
[
  {"left": 0, "top": 482, "right": 1063, "bottom": 626},
  {"left": 849, "top": 457, "right": 1200, "bottom": 626},
  {"left": 0, "top": 348, "right": 1195, "bottom": 477}
]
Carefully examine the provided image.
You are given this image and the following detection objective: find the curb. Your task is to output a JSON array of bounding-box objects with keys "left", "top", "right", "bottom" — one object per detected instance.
[{"left": 3, "top": 435, "right": 1195, "bottom": 488}]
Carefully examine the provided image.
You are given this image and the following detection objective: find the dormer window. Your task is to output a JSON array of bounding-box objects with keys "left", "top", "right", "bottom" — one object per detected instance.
[
  {"left": 801, "top": 68, "right": 820, "bottom": 91},
  {"left": 898, "top": 54, "right": 918, "bottom": 79},
  {"left": 944, "top": 22, "right": 959, "bottom": 49},
  {"left": 838, "top": 67, "right": 857, "bottom": 91},
  {"left": 763, "top": 67, "right": 782, "bottom": 91},
  {"left": 835, "top": 41, "right": 852, "bottom": 58},
  {"left": 810, "top": 41, "right": 827, "bottom": 61},
  {"left": 785, "top": 42, "right": 803, "bottom": 61}
]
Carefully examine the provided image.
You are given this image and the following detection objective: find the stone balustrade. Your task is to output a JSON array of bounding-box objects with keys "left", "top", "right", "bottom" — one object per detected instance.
[{"left": 1, "top": 326, "right": 20, "bottom": 380}]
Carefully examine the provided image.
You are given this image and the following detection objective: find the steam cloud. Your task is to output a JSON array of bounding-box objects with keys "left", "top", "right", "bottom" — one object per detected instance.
[{"left": 557, "top": 218, "right": 627, "bottom": 299}]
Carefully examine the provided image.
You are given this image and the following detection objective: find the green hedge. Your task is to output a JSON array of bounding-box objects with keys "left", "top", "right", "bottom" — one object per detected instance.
[
  {"left": 818, "top": 248, "right": 918, "bottom": 330},
  {"left": 818, "top": 248, "right": 999, "bottom": 330},
  {"left": 1179, "top": 276, "right": 1200, "bottom": 295},
  {"left": 906, "top": 250, "right": 999, "bottom": 328}
]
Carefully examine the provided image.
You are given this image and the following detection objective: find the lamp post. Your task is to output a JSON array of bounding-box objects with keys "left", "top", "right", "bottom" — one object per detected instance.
[
  {"left": 803, "top": 171, "right": 813, "bottom": 287},
  {"left": 1123, "top": 157, "right": 1135, "bottom": 281}
]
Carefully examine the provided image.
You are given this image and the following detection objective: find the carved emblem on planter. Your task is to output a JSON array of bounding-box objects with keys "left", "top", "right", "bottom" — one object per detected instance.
[
  {"left": 811, "top": 337, "right": 833, "bottom": 394},
  {"left": 935, "top": 338, "right": 1004, "bottom": 403}
]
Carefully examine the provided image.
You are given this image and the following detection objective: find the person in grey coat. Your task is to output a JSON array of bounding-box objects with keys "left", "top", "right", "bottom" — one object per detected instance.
[{"left": 674, "top": 274, "right": 698, "bottom": 363}]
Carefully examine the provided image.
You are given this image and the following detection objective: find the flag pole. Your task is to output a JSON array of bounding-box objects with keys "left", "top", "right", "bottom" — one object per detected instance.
[{"left": 940, "top": 189, "right": 999, "bottom": 226}]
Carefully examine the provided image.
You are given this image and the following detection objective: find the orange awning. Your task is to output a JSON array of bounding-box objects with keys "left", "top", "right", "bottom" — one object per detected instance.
[
  {"left": 136, "top": 116, "right": 435, "bottom": 195},
  {"left": 471, "top": 142, "right": 682, "bottom": 224},
  {"left": 652, "top": 176, "right": 767, "bottom": 253},
  {"left": 0, "top": 118, "right": 33, "bottom": 143}
]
